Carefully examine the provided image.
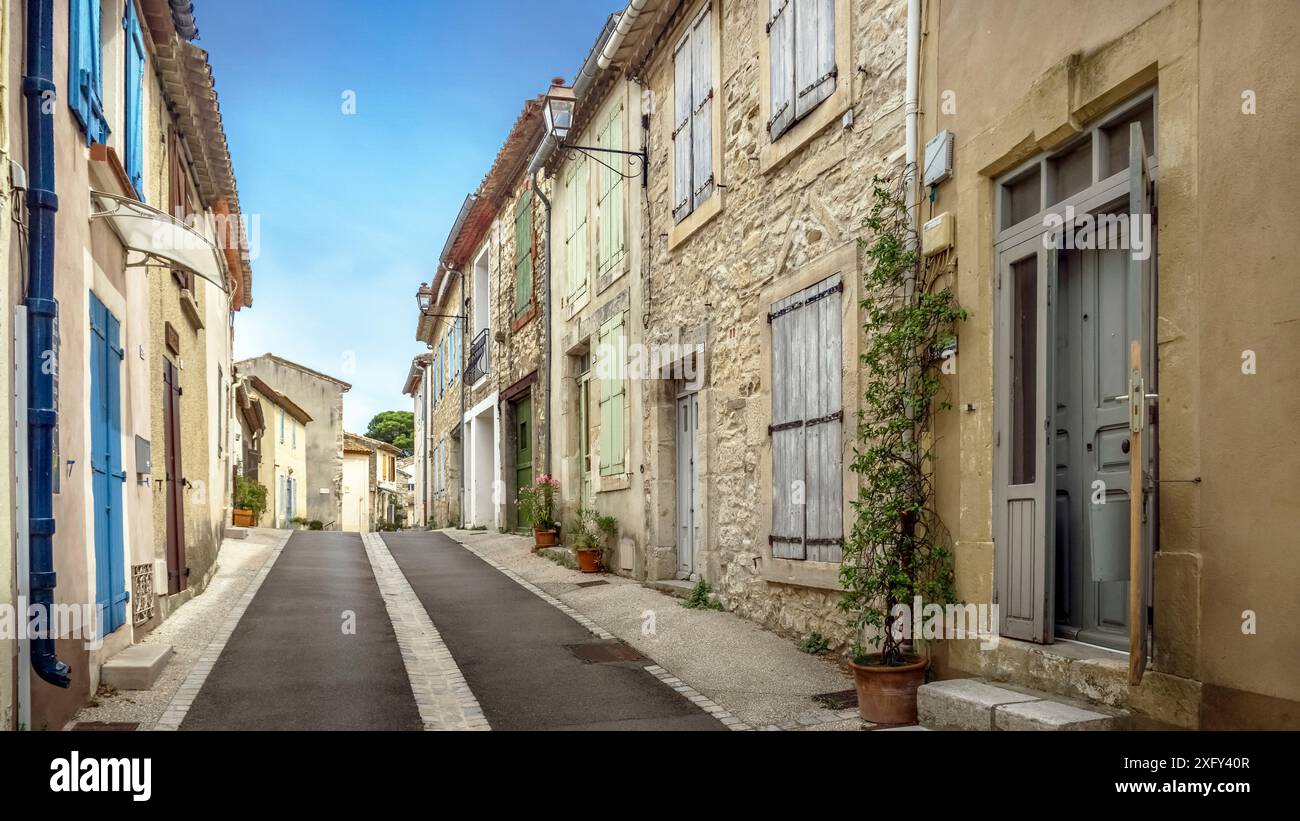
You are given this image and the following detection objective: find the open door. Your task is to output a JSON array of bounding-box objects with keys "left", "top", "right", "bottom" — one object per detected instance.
[
  {"left": 1127, "top": 122, "right": 1155, "bottom": 684},
  {"left": 995, "top": 238, "right": 1055, "bottom": 642}
]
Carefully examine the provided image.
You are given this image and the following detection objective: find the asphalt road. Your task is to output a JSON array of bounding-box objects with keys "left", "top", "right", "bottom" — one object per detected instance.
[
  {"left": 382, "top": 531, "right": 724, "bottom": 731},
  {"left": 180, "top": 531, "right": 421, "bottom": 730}
]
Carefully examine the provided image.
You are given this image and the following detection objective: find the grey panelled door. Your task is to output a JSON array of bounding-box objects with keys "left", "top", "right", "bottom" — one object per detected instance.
[
  {"left": 995, "top": 237, "right": 1054, "bottom": 642},
  {"left": 769, "top": 273, "right": 843, "bottom": 562},
  {"left": 676, "top": 392, "right": 698, "bottom": 578},
  {"left": 1054, "top": 244, "right": 1137, "bottom": 650}
]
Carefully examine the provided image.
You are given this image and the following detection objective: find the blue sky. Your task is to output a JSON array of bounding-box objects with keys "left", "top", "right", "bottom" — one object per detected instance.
[{"left": 200, "top": 0, "right": 617, "bottom": 431}]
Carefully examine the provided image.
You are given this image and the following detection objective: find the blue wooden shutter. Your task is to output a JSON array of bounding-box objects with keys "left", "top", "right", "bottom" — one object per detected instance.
[
  {"left": 69, "top": 0, "right": 110, "bottom": 145},
  {"left": 124, "top": 3, "right": 146, "bottom": 197},
  {"left": 106, "top": 310, "right": 127, "bottom": 630}
]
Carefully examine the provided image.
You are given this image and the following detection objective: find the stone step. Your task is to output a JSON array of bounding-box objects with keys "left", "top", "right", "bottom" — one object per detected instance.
[
  {"left": 917, "top": 678, "right": 1124, "bottom": 731},
  {"left": 227, "top": 527, "right": 249, "bottom": 540},
  {"left": 100, "top": 644, "right": 174, "bottom": 691},
  {"left": 645, "top": 579, "right": 695, "bottom": 599}
]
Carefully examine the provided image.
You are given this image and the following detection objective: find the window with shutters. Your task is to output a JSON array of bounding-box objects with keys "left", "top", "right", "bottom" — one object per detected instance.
[
  {"left": 69, "top": 0, "right": 110, "bottom": 145},
  {"left": 768, "top": 273, "right": 844, "bottom": 562},
  {"left": 595, "top": 104, "right": 627, "bottom": 276},
  {"left": 564, "top": 156, "right": 590, "bottom": 302},
  {"left": 762, "top": 0, "right": 846, "bottom": 171},
  {"left": 168, "top": 131, "right": 196, "bottom": 292},
  {"left": 672, "top": 5, "right": 716, "bottom": 226},
  {"left": 514, "top": 190, "right": 534, "bottom": 316},
  {"left": 597, "top": 314, "right": 627, "bottom": 478}
]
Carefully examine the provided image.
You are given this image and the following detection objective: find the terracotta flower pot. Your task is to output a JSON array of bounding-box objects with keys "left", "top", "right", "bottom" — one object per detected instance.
[
  {"left": 233, "top": 508, "right": 255, "bottom": 527},
  {"left": 533, "top": 528, "right": 559, "bottom": 549},
  {"left": 575, "top": 548, "right": 602, "bottom": 573},
  {"left": 849, "top": 654, "right": 928, "bottom": 725}
]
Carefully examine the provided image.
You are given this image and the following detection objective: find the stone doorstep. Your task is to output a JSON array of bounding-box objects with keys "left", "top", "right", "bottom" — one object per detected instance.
[
  {"left": 644, "top": 579, "right": 695, "bottom": 599},
  {"left": 227, "top": 527, "right": 249, "bottom": 540},
  {"left": 917, "top": 678, "right": 1125, "bottom": 731},
  {"left": 100, "top": 643, "right": 175, "bottom": 691}
]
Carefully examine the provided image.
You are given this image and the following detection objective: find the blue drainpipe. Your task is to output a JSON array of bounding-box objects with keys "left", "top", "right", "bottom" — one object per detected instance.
[{"left": 23, "top": 0, "right": 71, "bottom": 688}]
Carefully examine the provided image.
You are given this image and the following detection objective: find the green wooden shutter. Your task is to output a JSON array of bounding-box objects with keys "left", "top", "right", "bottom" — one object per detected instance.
[
  {"left": 515, "top": 190, "right": 533, "bottom": 315},
  {"left": 598, "top": 314, "right": 626, "bottom": 476},
  {"left": 566, "top": 159, "right": 589, "bottom": 298}
]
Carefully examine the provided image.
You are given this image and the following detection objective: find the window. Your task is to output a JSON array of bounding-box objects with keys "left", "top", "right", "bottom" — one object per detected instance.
[
  {"left": 767, "top": 0, "right": 836, "bottom": 141},
  {"left": 1009, "top": 256, "right": 1037, "bottom": 485},
  {"left": 279, "top": 409, "right": 285, "bottom": 443},
  {"left": 769, "top": 273, "right": 843, "bottom": 562},
  {"left": 673, "top": 6, "right": 715, "bottom": 223},
  {"left": 595, "top": 104, "right": 626, "bottom": 275},
  {"left": 514, "top": 190, "right": 534, "bottom": 315},
  {"left": 597, "top": 314, "right": 626, "bottom": 477},
  {"left": 291, "top": 418, "right": 297, "bottom": 449},
  {"left": 168, "top": 131, "right": 195, "bottom": 291},
  {"left": 565, "top": 157, "right": 589, "bottom": 299},
  {"left": 123, "top": 1, "right": 145, "bottom": 197},
  {"left": 69, "top": 0, "right": 109, "bottom": 145}
]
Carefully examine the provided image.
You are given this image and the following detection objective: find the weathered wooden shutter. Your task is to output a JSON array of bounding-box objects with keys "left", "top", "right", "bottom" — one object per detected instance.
[
  {"left": 804, "top": 274, "right": 843, "bottom": 561},
  {"left": 1127, "top": 122, "right": 1155, "bottom": 684},
  {"left": 767, "top": 0, "right": 795, "bottom": 140},
  {"left": 794, "top": 0, "right": 836, "bottom": 121},
  {"left": 672, "top": 28, "right": 694, "bottom": 223},
  {"left": 691, "top": 9, "right": 714, "bottom": 209},
  {"left": 597, "top": 105, "right": 626, "bottom": 274},
  {"left": 599, "top": 314, "right": 626, "bottom": 476},
  {"left": 769, "top": 288, "right": 806, "bottom": 558},
  {"left": 770, "top": 275, "right": 843, "bottom": 560},
  {"left": 515, "top": 190, "right": 533, "bottom": 314}
]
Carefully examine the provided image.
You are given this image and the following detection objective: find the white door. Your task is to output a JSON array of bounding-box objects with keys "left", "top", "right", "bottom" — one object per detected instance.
[{"left": 676, "top": 392, "right": 699, "bottom": 578}]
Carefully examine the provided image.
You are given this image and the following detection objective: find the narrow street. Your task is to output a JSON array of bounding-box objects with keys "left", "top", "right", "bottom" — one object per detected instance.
[
  {"left": 160, "top": 530, "right": 732, "bottom": 731},
  {"left": 384, "top": 532, "right": 723, "bottom": 730},
  {"left": 179, "top": 532, "right": 420, "bottom": 731}
]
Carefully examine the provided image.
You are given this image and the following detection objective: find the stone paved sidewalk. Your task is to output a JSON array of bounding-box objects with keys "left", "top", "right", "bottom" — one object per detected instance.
[
  {"left": 442, "top": 529, "right": 865, "bottom": 731},
  {"left": 69, "top": 528, "right": 286, "bottom": 730}
]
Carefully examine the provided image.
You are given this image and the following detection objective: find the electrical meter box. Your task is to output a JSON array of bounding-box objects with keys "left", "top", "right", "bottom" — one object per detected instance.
[{"left": 922, "top": 212, "right": 955, "bottom": 257}]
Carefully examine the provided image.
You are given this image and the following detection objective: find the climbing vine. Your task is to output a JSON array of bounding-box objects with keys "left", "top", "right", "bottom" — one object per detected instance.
[{"left": 839, "top": 173, "right": 964, "bottom": 666}]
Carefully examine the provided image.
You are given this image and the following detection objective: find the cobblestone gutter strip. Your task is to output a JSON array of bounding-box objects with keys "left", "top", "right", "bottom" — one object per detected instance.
[
  {"left": 452, "top": 538, "right": 753, "bottom": 730},
  {"left": 153, "top": 530, "right": 293, "bottom": 731},
  {"left": 367, "top": 533, "right": 488, "bottom": 731}
]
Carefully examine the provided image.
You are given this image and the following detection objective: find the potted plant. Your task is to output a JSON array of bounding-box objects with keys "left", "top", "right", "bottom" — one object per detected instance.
[
  {"left": 233, "top": 475, "right": 267, "bottom": 527},
  {"left": 839, "top": 176, "right": 963, "bottom": 725},
  {"left": 572, "top": 506, "right": 617, "bottom": 573},
  {"left": 517, "top": 475, "right": 560, "bottom": 549}
]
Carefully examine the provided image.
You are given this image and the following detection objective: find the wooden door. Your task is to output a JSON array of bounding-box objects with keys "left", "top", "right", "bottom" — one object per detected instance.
[
  {"left": 163, "top": 357, "right": 186, "bottom": 593},
  {"left": 90, "top": 294, "right": 127, "bottom": 634},
  {"left": 513, "top": 395, "right": 533, "bottom": 530}
]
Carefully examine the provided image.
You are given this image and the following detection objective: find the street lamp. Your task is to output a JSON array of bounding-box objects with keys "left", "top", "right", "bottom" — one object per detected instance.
[
  {"left": 415, "top": 282, "right": 433, "bottom": 315},
  {"left": 415, "top": 277, "right": 466, "bottom": 321},
  {"left": 544, "top": 78, "right": 647, "bottom": 188}
]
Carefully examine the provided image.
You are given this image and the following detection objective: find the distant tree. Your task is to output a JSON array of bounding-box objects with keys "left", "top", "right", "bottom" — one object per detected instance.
[{"left": 366, "top": 410, "right": 414, "bottom": 454}]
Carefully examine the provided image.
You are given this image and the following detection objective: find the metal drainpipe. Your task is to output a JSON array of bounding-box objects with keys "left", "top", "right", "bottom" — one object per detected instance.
[
  {"left": 531, "top": 172, "right": 552, "bottom": 478},
  {"left": 23, "top": 0, "right": 71, "bottom": 688}
]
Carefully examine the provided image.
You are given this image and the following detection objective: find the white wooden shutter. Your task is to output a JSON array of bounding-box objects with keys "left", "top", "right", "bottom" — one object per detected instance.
[
  {"left": 768, "top": 0, "right": 795, "bottom": 140},
  {"left": 672, "top": 29, "right": 694, "bottom": 223},
  {"left": 770, "top": 289, "right": 806, "bottom": 559},
  {"left": 795, "top": 0, "right": 836, "bottom": 120},
  {"left": 770, "top": 274, "right": 843, "bottom": 561},
  {"left": 804, "top": 274, "right": 843, "bottom": 561},
  {"left": 690, "top": 9, "right": 714, "bottom": 209}
]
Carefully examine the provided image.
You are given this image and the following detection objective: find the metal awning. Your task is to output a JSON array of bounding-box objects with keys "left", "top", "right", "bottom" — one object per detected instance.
[{"left": 91, "top": 190, "right": 227, "bottom": 292}]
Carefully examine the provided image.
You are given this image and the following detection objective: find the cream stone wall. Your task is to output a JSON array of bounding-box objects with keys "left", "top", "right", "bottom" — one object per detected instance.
[
  {"left": 635, "top": 0, "right": 907, "bottom": 644},
  {"left": 427, "top": 275, "right": 464, "bottom": 528},
  {"left": 550, "top": 78, "right": 645, "bottom": 574},
  {"left": 918, "top": 0, "right": 1300, "bottom": 728}
]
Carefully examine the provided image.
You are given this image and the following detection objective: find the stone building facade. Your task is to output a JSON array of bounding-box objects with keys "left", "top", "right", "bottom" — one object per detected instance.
[
  {"left": 417, "top": 98, "right": 551, "bottom": 534},
  {"left": 546, "top": 64, "right": 647, "bottom": 574},
  {"left": 235, "top": 354, "right": 350, "bottom": 529},
  {"left": 536, "top": 0, "right": 908, "bottom": 642}
]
